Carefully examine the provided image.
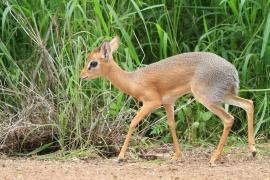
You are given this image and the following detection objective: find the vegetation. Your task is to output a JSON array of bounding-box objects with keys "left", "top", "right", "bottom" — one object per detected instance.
[{"left": 0, "top": 0, "right": 269, "bottom": 156}]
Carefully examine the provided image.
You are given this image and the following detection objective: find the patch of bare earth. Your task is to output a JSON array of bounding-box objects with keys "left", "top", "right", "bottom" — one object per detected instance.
[{"left": 1, "top": 145, "right": 270, "bottom": 180}]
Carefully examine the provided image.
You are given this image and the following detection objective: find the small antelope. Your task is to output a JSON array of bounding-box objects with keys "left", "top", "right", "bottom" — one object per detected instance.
[{"left": 80, "top": 36, "right": 256, "bottom": 165}]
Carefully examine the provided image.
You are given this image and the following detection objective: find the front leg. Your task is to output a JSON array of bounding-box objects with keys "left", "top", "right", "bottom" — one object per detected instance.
[
  {"left": 164, "top": 104, "right": 182, "bottom": 160},
  {"left": 118, "top": 101, "right": 160, "bottom": 162}
]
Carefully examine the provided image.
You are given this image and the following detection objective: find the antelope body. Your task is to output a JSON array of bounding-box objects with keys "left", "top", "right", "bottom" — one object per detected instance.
[{"left": 80, "top": 37, "right": 256, "bottom": 165}]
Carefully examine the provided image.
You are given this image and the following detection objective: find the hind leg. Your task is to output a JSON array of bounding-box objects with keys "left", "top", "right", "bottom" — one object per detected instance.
[
  {"left": 225, "top": 95, "right": 256, "bottom": 156},
  {"left": 192, "top": 88, "right": 234, "bottom": 165},
  {"left": 206, "top": 104, "right": 234, "bottom": 165}
]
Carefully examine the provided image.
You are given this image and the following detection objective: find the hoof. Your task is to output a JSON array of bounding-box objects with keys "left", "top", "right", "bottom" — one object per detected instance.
[
  {"left": 169, "top": 153, "right": 183, "bottom": 164},
  {"left": 249, "top": 145, "right": 257, "bottom": 157},
  {"left": 116, "top": 157, "right": 125, "bottom": 164},
  {"left": 252, "top": 151, "right": 257, "bottom": 157},
  {"left": 209, "top": 161, "right": 217, "bottom": 167},
  {"left": 209, "top": 156, "right": 218, "bottom": 167},
  {"left": 169, "top": 158, "right": 178, "bottom": 164},
  {"left": 171, "top": 155, "right": 180, "bottom": 161}
]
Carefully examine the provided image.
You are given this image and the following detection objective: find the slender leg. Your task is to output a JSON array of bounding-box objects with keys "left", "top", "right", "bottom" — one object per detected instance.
[
  {"left": 205, "top": 104, "right": 235, "bottom": 165},
  {"left": 192, "top": 89, "right": 234, "bottom": 165},
  {"left": 118, "top": 101, "right": 160, "bottom": 161},
  {"left": 164, "top": 104, "right": 182, "bottom": 160},
  {"left": 225, "top": 95, "right": 256, "bottom": 155}
]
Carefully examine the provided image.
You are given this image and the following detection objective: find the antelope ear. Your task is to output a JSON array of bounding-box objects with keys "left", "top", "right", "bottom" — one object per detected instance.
[
  {"left": 99, "top": 41, "right": 111, "bottom": 62},
  {"left": 109, "top": 36, "right": 120, "bottom": 53}
]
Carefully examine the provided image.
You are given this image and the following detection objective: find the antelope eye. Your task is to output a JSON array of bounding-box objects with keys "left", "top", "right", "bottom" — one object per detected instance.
[{"left": 88, "top": 60, "right": 98, "bottom": 70}]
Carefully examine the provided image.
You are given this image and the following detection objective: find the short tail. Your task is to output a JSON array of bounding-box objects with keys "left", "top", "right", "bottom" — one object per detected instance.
[{"left": 232, "top": 69, "right": 239, "bottom": 95}]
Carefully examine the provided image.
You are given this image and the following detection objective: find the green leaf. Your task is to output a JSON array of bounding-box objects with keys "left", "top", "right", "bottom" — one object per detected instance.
[
  {"left": 192, "top": 122, "right": 200, "bottom": 129},
  {"left": 27, "top": 142, "right": 54, "bottom": 156},
  {"left": 201, "top": 112, "right": 213, "bottom": 121},
  {"left": 261, "top": 10, "right": 270, "bottom": 58}
]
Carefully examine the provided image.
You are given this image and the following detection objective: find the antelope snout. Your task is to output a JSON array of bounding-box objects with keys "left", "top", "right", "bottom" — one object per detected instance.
[{"left": 80, "top": 71, "right": 88, "bottom": 80}]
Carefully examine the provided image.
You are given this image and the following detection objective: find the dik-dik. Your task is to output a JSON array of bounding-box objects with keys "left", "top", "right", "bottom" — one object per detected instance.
[{"left": 80, "top": 36, "right": 256, "bottom": 165}]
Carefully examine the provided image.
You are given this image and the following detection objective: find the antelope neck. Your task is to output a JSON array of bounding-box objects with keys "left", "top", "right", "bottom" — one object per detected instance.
[{"left": 105, "top": 61, "right": 135, "bottom": 94}]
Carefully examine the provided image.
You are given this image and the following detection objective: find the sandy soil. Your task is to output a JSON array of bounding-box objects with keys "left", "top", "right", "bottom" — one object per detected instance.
[{"left": 1, "top": 145, "right": 270, "bottom": 180}]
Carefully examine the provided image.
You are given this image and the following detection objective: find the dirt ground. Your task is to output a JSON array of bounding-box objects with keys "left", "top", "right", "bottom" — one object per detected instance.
[{"left": 1, "top": 145, "right": 270, "bottom": 180}]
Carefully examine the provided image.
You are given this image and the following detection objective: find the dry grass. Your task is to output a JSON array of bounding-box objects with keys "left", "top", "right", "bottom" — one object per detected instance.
[{"left": 0, "top": 93, "right": 56, "bottom": 153}]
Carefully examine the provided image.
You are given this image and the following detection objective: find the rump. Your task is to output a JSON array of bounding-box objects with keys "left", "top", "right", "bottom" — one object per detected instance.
[{"left": 191, "top": 65, "right": 239, "bottom": 103}]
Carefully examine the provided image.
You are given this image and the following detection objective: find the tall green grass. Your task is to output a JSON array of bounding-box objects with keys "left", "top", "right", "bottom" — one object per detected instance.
[{"left": 0, "top": 0, "right": 269, "bottom": 155}]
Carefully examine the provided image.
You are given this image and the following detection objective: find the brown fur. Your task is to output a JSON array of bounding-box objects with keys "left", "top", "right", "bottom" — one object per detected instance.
[{"left": 80, "top": 37, "right": 256, "bottom": 165}]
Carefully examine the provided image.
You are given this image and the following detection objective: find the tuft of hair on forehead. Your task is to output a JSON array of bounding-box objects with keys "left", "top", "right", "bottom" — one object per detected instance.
[{"left": 92, "top": 47, "right": 99, "bottom": 53}]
